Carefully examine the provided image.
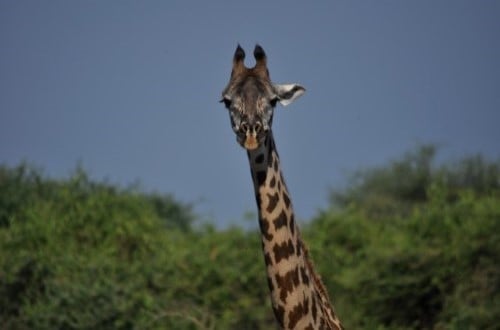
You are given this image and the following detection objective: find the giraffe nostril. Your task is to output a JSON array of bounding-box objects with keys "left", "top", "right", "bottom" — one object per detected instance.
[
  {"left": 240, "top": 121, "right": 264, "bottom": 135},
  {"left": 240, "top": 122, "right": 249, "bottom": 133},
  {"left": 254, "top": 122, "right": 262, "bottom": 133}
]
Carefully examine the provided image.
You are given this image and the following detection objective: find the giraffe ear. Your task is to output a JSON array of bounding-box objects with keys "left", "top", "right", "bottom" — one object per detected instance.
[{"left": 273, "top": 84, "right": 306, "bottom": 106}]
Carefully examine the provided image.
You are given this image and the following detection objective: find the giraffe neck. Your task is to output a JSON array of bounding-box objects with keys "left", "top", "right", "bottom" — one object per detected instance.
[{"left": 247, "top": 132, "right": 343, "bottom": 330}]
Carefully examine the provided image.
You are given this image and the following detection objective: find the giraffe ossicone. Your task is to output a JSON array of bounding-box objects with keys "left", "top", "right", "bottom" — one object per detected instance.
[{"left": 221, "top": 45, "right": 343, "bottom": 329}]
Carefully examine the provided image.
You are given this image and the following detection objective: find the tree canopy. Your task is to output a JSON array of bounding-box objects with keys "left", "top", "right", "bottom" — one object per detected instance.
[{"left": 1, "top": 147, "right": 499, "bottom": 329}]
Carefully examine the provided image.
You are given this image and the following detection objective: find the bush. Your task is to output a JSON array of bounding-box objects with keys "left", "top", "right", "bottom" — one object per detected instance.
[
  {"left": 307, "top": 148, "right": 500, "bottom": 329},
  {"left": 1, "top": 147, "right": 499, "bottom": 329}
]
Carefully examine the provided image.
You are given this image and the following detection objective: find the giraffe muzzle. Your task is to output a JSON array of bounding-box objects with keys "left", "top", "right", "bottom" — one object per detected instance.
[{"left": 240, "top": 121, "right": 263, "bottom": 150}]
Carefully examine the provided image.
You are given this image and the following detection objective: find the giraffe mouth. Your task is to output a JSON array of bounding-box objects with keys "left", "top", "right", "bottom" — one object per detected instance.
[
  {"left": 244, "top": 133, "right": 259, "bottom": 150},
  {"left": 235, "top": 120, "right": 267, "bottom": 150},
  {"left": 237, "top": 130, "right": 264, "bottom": 150}
]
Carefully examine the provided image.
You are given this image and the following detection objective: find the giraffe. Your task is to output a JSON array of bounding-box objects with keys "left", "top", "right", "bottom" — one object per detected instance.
[{"left": 220, "top": 44, "right": 343, "bottom": 330}]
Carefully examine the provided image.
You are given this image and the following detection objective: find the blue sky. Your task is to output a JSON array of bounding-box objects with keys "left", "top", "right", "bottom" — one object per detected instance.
[{"left": 1, "top": 1, "right": 499, "bottom": 227}]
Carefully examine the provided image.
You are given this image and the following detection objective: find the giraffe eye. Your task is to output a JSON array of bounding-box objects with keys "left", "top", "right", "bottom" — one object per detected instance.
[
  {"left": 221, "top": 97, "right": 232, "bottom": 109},
  {"left": 270, "top": 97, "right": 279, "bottom": 108}
]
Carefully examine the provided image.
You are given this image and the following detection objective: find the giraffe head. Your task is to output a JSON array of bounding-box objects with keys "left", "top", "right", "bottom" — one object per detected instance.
[{"left": 221, "top": 45, "right": 305, "bottom": 150}]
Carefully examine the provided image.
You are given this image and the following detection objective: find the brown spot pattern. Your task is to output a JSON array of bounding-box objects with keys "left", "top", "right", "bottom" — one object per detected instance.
[
  {"left": 256, "top": 170, "right": 266, "bottom": 186},
  {"left": 273, "top": 157, "right": 279, "bottom": 172},
  {"left": 311, "top": 294, "right": 318, "bottom": 321},
  {"left": 288, "top": 296, "right": 309, "bottom": 329},
  {"left": 264, "top": 252, "right": 272, "bottom": 266},
  {"left": 273, "top": 239, "right": 295, "bottom": 264},
  {"left": 289, "top": 214, "right": 295, "bottom": 236},
  {"left": 273, "top": 210, "right": 288, "bottom": 231},
  {"left": 259, "top": 218, "right": 273, "bottom": 241},
  {"left": 296, "top": 237, "right": 302, "bottom": 256},
  {"left": 283, "top": 191, "right": 291, "bottom": 209},
  {"left": 272, "top": 304, "right": 285, "bottom": 328},
  {"left": 267, "top": 276, "right": 274, "bottom": 291},
  {"left": 269, "top": 175, "right": 276, "bottom": 188},
  {"left": 266, "top": 192, "right": 280, "bottom": 213},
  {"left": 300, "top": 266, "right": 310, "bottom": 286},
  {"left": 275, "top": 267, "right": 300, "bottom": 303},
  {"left": 254, "top": 193, "right": 262, "bottom": 209}
]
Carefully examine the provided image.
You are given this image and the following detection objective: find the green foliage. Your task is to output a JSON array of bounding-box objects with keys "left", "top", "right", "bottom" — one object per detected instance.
[
  {"left": 307, "top": 146, "right": 500, "bottom": 329},
  {"left": 0, "top": 164, "right": 276, "bottom": 329},
  {"left": 331, "top": 145, "right": 500, "bottom": 218},
  {"left": 1, "top": 147, "right": 499, "bottom": 329}
]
